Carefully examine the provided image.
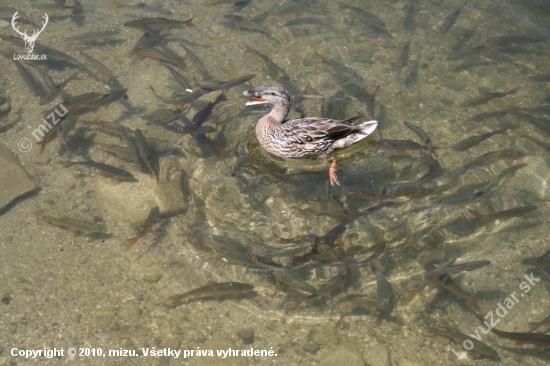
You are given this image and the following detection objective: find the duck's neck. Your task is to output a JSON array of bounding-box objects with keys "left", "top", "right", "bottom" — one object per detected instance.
[{"left": 267, "top": 102, "right": 290, "bottom": 124}]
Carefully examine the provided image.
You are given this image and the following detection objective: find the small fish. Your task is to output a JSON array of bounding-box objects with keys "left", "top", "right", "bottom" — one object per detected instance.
[
  {"left": 150, "top": 86, "right": 206, "bottom": 104},
  {"left": 142, "top": 108, "right": 181, "bottom": 124},
  {"left": 115, "top": 2, "right": 172, "bottom": 15},
  {"left": 179, "top": 43, "right": 211, "bottom": 79},
  {"left": 160, "top": 123, "right": 217, "bottom": 135},
  {"left": 284, "top": 17, "right": 333, "bottom": 30},
  {"left": 451, "top": 128, "right": 508, "bottom": 151},
  {"left": 447, "top": 44, "right": 493, "bottom": 60},
  {"left": 14, "top": 60, "right": 45, "bottom": 97},
  {"left": 174, "top": 161, "right": 190, "bottom": 203},
  {"left": 330, "top": 294, "right": 387, "bottom": 319},
  {"left": 228, "top": 0, "right": 252, "bottom": 13},
  {"left": 273, "top": 268, "right": 316, "bottom": 294},
  {"left": 339, "top": 2, "right": 386, "bottom": 31},
  {"left": 78, "top": 50, "right": 114, "bottom": 79},
  {"left": 24, "top": 62, "right": 56, "bottom": 90},
  {"left": 119, "top": 125, "right": 141, "bottom": 167},
  {"left": 470, "top": 110, "right": 510, "bottom": 122},
  {"left": 68, "top": 30, "right": 121, "bottom": 42},
  {"left": 124, "top": 17, "right": 194, "bottom": 31},
  {"left": 314, "top": 51, "right": 364, "bottom": 84},
  {"left": 0, "top": 96, "right": 12, "bottom": 119},
  {"left": 442, "top": 260, "right": 491, "bottom": 276},
  {"left": 290, "top": 272, "right": 347, "bottom": 309},
  {"left": 451, "top": 27, "right": 476, "bottom": 52},
  {"left": 126, "top": 206, "right": 160, "bottom": 249},
  {"left": 372, "top": 265, "right": 392, "bottom": 307},
  {"left": 134, "top": 47, "right": 186, "bottom": 69},
  {"left": 272, "top": 2, "right": 322, "bottom": 15},
  {"left": 58, "top": 159, "right": 136, "bottom": 181},
  {"left": 39, "top": 73, "right": 79, "bottom": 106},
  {"left": 528, "top": 313, "right": 550, "bottom": 332},
  {"left": 529, "top": 73, "right": 550, "bottom": 82},
  {"left": 170, "top": 282, "right": 254, "bottom": 305},
  {"left": 404, "top": 121, "right": 437, "bottom": 157},
  {"left": 244, "top": 44, "right": 289, "bottom": 82},
  {"left": 199, "top": 74, "right": 256, "bottom": 92},
  {"left": 439, "top": 1, "right": 467, "bottom": 34},
  {"left": 380, "top": 139, "right": 429, "bottom": 154},
  {"left": 403, "top": 0, "right": 417, "bottom": 30},
  {"left": 480, "top": 322, "right": 550, "bottom": 347},
  {"left": 527, "top": 247, "right": 550, "bottom": 286},
  {"left": 36, "top": 213, "right": 107, "bottom": 235},
  {"left": 487, "top": 35, "right": 548, "bottom": 47},
  {"left": 76, "top": 89, "right": 128, "bottom": 108},
  {"left": 159, "top": 63, "right": 192, "bottom": 91},
  {"left": 192, "top": 92, "right": 227, "bottom": 127},
  {"left": 464, "top": 149, "right": 525, "bottom": 170},
  {"left": 460, "top": 87, "right": 521, "bottom": 107},
  {"left": 510, "top": 111, "right": 550, "bottom": 135},
  {"left": 396, "top": 36, "right": 411, "bottom": 72},
  {"left": 406, "top": 258, "right": 456, "bottom": 303},
  {"left": 134, "top": 129, "right": 154, "bottom": 175},
  {"left": 224, "top": 15, "right": 271, "bottom": 35},
  {"left": 469, "top": 206, "right": 537, "bottom": 221},
  {"left": 93, "top": 142, "right": 133, "bottom": 160},
  {"left": 433, "top": 273, "right": 480, "bottom": 311},
  {"left": 426, "top": 326, "right": 499, "bottom": 358}
]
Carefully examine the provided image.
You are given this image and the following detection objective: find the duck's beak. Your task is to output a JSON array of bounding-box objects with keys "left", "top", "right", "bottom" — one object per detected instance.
[{"left": 243, "top": 90, "right": 266, "bottom": 105}]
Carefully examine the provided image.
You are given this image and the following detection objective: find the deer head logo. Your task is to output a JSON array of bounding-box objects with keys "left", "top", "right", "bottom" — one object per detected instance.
[{"left": 11, "top": 11, "right": 49, "bottom": 54}]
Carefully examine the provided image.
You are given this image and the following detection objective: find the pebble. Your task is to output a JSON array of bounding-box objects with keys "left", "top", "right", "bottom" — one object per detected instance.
[
  {"left": 142, "top": 267, "right": 161, "bottom": 283},
  {"left": 236, "top": 328, "right": 255, "bottom": 345},
  {"left": 363, "top": 343, "right": 391, "bottom": 366},
  {"left": 302, "top": 343, "right": 320, "bottom": 354},
  {"left": 0, "top": 142, "right": 39, "bottom": 213},
  {"left": 319, "top": 343, "right": 365, "bottom": 366},
  {"left": 309, "top": 324, "right": 339, "bottom": 346},
  {"left": 117, "top": 305, "right": 142, "bottom": 324}
]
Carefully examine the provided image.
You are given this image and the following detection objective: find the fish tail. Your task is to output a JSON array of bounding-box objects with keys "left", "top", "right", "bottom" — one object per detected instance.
[
  {"left": 527, "top": 322, "right": 540, "bottom": 331},
  {"left": 243, "top": 43, "right": 254, "bottom": 53},
  {"left": 220, "top": 92, "right": 228, "bottom": 101},
  {"left": 126, "top": 236, "right": 139, "bottom": 250},
  {"left": 289, "top": 300, "right": 302, "bottom": 310},
  {"left": 405, "top": 289, "right": 416, "bottom": 304},
  {"left": 507, "top": 86, "right": 522, "bottom": 95},
  {"left": 467, "top": 295, "right": 480, "bottom": 311},
  {"left": 468, "top": 210, "right": 483, "bottom": 219},
  {"left": 184, "top": 18, "right": 195, "bottom": 27},
  {"left": 499, "top": 127, "right": 509, "bottom": 135}
]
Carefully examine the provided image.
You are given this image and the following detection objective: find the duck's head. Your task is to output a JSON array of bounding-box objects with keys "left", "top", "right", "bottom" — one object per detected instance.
[{"left": 243, "top": 86, "right": 290, "bottom": 108}]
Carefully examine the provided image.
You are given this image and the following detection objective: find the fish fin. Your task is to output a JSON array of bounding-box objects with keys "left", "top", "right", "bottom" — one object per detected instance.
[
  {"left": 243, "top": 43, "right": 253, "bottom": 53},
  {"left": 527, "top": 322, "right": 540, "bottom": 331},
  {"left": 217, "top": 147, "right": 226, "bottom": 161},
  {"left": 219, "top": 92, "right": 228, "bottom": 101},
  {"left": 170, "top": 294, "right": 184, "bottom": 306},
  {"left": 126, "top": 237, "right": 139, "bottom": 250},
  {"left": 57, "top": 161, "right": 74, "bottom": 167},
  {"left": 206, "top": 280, "right": 218, "bottom": 285},
  {"left": 467, "top": 295, "right": 480, "bottom": 311},
  {"left": 468, "top": 210, "right": 483, "bottom": 219},
  {"left": 505, "top": 159, "right": 513, "bottom": 166},
  {"left": 289, "top": 300, "right": 302, "bottom": 310},
  {"left": 184, "top": 18, "right": 195, "bottom": 27}
]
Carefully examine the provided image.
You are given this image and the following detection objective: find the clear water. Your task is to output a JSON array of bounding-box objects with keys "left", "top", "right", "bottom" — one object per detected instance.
[{"left": 1, "top": 0, "right": 550, "bottom": 364}]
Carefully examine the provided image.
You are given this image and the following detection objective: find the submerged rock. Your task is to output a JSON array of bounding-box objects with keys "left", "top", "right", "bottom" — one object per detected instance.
[
  {"left": 0, "top": 142, "right": 39, "bottom": 213},
  {"left": 319, "top": 343, "right": 365, "bottom": 366}
]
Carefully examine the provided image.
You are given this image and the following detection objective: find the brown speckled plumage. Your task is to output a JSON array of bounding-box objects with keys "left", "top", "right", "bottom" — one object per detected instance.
[
  {"left": 243, "top": 86, "right": 378, "bottom": 185},
  {"left": 244, "top": 86, "right": 378, "bottom": 159}
]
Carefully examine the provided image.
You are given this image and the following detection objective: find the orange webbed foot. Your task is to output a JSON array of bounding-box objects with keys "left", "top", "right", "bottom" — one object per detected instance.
[{"left": 329, "top": 157, "right": 340, "bottom": 186}]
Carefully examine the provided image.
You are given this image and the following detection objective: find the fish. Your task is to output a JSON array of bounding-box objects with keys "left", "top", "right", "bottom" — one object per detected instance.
[
  {"left": 150, "top": 86, "right": 206, "bottom": 104},
  {"left": 14, "top": 60, "right": 45, "bottom": 97},
  {"left": 339, "top": 2, "right": 386, "bottom": 32},
  {"left": 460, "top": 87, "right": 521, "bottom": 107},
  {"left": 487, "top": 35, "right": 548, "bottom": 47},
  {"left": 314, "top": 51, "right": 364, "bottom": 84},
  {"left": 480, "top": 322, "right": 550, "bottom": 347},
  {"left": 36, "top": 213, "right": 107, "bottom": 235},
  {"left": 510, "top": 111, "right": 550, "bottom": 135},
  {"left": 78, "top": 50, "right": 114, "bottom": 79},
  {"left": 526, "top": 247, "right": 550, "bottom": 286},
  {"left": 272, "top": 2, "right": 323, "bottom": 15},
  {"left": 372, "top": 265, "right": 392, "bottom": 307},
  {"left": 39, "top": 73, "right": 79, "bottom": 106},
  {"left": 448, "top": 44, "right": 493, "bottom": 61},
  {"left": 115, "top": 2, "right": 172, "bottom": 15},
  {"left": 160, "top": 123, "right": 217, "bottom": 135},
  {"left": 75, "top": 88, "right": 128, "bottom": 109},
  {"left": 142, "top": 108, "right": 181, "bottom": 124},
  {"left": 441, "top": 260, "right": 491, "bottom": 276},
  {"left": 470, "top": 110, "right": 510, "bottom": 122},
  {"left": 198, "top": 74, "right": 256, "bottom": 92},
  {"left": 0, "top": 96, "right": 12, "bottom": 119},
  {"left": 159, "top": 63, "right": 193, "bottom": 91},
  {"left": 330, "top": 294, "right": 388, "bottom": 319},
  {"left": 529, "top": 73, "right": 550, "bottom": 82},
  {"left": 174, "top": 161, "right": 190, "bottom": 203},
  {"left": 58, "top": 159, "right": 136, "bottom": 181},
  {"left": 134, "top": 129, "right": 154, "bottom": 175},
  {"left": 119, "top": 125, "right": 142, "bottom": 167},
  {"left": 528, "top": 313, "right": 550, "bottom": 332},
  {"left": 224, "top": 15, "right": 271, "bottom": 35},
  {"left": 170, "top": 282, "right": 254, "bottom": 305},
  {"left": 433, "top": 273, "right": 480, "bottom": 311},
  {"left": 426, "top": 326, "right": 499, "bottom": 358},
  {"left": 284, "top": 17, "right": 333, "bottom": 30},
  {"left": 403, "top": 121, "right": 437, "bottom": 157},
  {"left": 124, "top": 17, "right": 194, "bottom": 31},
  {"left": 134, "top": 47, "right": 186, "bottom": 69},
  {"left": 403, "top": 0, "right": 417, "bottom": 30},
  {"left": 192, "top": 92, "right": 227, "bottom": 127},
  {"left": 179, "top": 43, "right": 211, "bottom": 79},
  {"left": 92, "top": 142, "right": 133, "bottom": 160},
  {"left": 379, "top": 139, "right": 429, "bottom": 154},
  {"left": 290, "top": 272, "right": 347, "bottom": 309},
  {"left": 451, "top": 128, "right": 508, "bottom": 151},
  {"left": 464, "top": 149, "right": 525, "bottom": 170},
  {"left": 24, "top": 62, "right": 56, "bottom": 90},
  {"left": 396, "top": 36, "right": 411, "bottom": 72},
  {"left": 273, "top": 268, "right": 316, "bottom": 294},
  {"left": 406, "top": 258, "right": 456, "bottom": 303},
  {"left": 439, "top": 1, "right": 467, "bottom": 34},
  {"left": 126, "top": 206, "right": 160, "bottom": 249},
  {"left": 469, "top": 206, "right": 537, "bottom": 221},
  {"left": 228, "top": 0, "right": 252, "bottom": 13},
  {"left": 244, "top": 44, "right": 289, "bottom": 82},
  {"left": 68, "top": 30, "right": 121, "bottom": 42}
]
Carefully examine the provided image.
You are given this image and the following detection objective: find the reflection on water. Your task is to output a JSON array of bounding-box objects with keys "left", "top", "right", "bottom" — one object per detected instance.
[{"left": 1, "top": 0, "right": 550, "bottom": 364}]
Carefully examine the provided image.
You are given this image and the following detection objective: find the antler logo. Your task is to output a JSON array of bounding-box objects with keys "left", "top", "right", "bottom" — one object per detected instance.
[{"left": 11, "top": 11, "right": 49, "bottom": 54}]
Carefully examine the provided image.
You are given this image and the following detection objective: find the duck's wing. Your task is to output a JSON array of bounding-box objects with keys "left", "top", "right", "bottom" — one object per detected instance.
[{"left": 282, "top": 117, "right": 361, "bottom": 144}]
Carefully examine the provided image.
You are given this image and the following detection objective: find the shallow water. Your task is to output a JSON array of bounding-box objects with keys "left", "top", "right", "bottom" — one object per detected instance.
[{"left": 1, "top": 0, "right": 550, "bottom": 365}]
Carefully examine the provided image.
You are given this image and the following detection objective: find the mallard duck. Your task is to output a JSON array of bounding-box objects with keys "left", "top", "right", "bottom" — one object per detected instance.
[{"left": 243, "top": 86, "right": 378, "bottom": 185}]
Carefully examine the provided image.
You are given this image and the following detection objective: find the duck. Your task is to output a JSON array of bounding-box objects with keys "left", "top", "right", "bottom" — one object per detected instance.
[{"left": 243, "top": 86, "right": 378, "bottom": 185}]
